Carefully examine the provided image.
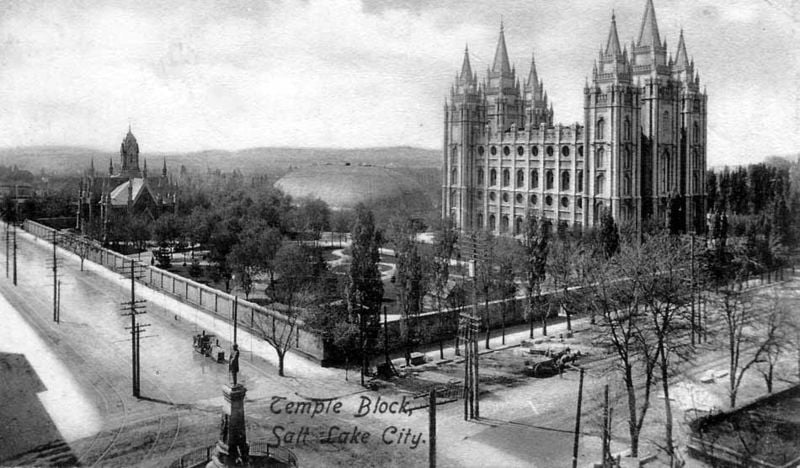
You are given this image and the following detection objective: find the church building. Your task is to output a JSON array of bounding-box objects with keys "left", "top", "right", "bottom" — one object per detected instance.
[
  {"left": 442, "top": 0, "right": 707, "bottom": 235},
  {"left": 77, "top": 127, "right": 177, "bottom": 238}
]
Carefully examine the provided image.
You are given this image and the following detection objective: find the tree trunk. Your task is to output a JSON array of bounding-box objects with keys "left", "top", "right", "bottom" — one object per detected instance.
[
  {"left": 625, "top": 367, "right": 640, "bottom": 458},
  {"left": 278, "top": 350, "right": 285, "bottom": 377},
  {"left": 529, "top": 293, "right": 534, "bottom": 338},
  {"left": 484, "top": 295, "right": 490, "bottom": 349},
  {"left": 564, "top": 288, "right": 571, "bottom": 331},
  {"left": 660, "top": 352, "right": 674, "bottom": 461},
  {"left": 501, "top": 303, "right": 506, "bottom": 345},
  {"left": 766, "top": 364, "right": 774, "bottom": 393},
  {"left": 541, "top": 300, "right": 548, "bottom": 336}
]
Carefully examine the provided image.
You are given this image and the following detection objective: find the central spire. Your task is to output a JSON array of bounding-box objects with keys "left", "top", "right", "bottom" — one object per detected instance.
[
  {"left": 460, "top": 45, "right": 473, "bottom": 80},
  {"left": 606, "top": 12, "right": 622, "bottom": 56},
  {"left": 492, "top": 21, "right": 511, "bottom": 74},
  {"left": 637, "top": 0, "right": 661, "bottom": 48}
]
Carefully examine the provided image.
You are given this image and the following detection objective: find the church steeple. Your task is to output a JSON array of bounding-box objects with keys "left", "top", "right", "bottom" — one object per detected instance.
[
  {"left": 637, "top": 0, "right": 661, "bottom": 48},
  {"left": 674, "top": 29, "right": 690, "bottom": 71},
  {"left": 162, "top": 158, "right": 168, "bottom": 178},
  {"left": 526, "top": 53, "right": 539, "bottom": 91},
  {"left": 460, "top": 45, "right": 473, "bottom": 81},
  {"left": 492, "top": 21, "right": 512, "bottom": 74},
  {"left": 605, "top": 12, "right": 622, "bottom": 56}
]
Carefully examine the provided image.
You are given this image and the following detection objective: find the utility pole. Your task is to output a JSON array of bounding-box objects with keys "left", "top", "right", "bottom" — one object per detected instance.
[
  {"left": 5, "top": 222, "right": 8, "bottom": 278},
  {"left": 232, "top": 295, "right": 238, "bottom": 346},
  {"left": 458, "top": 233, "right": 484, "bottom": 421},
  {"left": 690, "top": 233, "right": 695, "bottom": 346},
  {"left": 12, "top": 223, "right": 17, "bottom": 286},
  {"left": 120, "top": 259, "right": 148, "bottom": 397},
  {"left": 571, "top": 368, "right": 585, "bottom": 468},
  {"left": 429, "top": 388, "right": 436, "bottom": 468},
  {"left": 52, "top": 231, "right": 59, "bottom": 323},
  {"left": 601, "top": 384, "right": 609, "bottom": 467},
  {"left": 383, "top": 306, "right": 390, "bottom": 369}
]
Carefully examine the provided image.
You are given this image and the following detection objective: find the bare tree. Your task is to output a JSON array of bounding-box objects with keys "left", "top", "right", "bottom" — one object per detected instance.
[
  {"left": 637, "top": 233, "right": 693, "bottom": 461},
  {"left": 257, "top": 242, "right": 323, "bottom": 377},
  {"left": 521, "top": 216, "right": 550, "bottom": 338},
  {"left": 584, "top": 243, "right": 658, "bottom": 458},
  {"left": 429, "top": 217, "right": 458, "bottom": 359}
]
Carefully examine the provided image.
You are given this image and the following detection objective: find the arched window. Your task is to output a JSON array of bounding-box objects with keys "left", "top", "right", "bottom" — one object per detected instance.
[
  {"left": 596, "top": 118, "right": 605, "bottom": 140},
  {"left": 623, "top": 148, "right": 631, "bottom": 169},
  {"left": 501, "top": 215, "right": 510, "bottom": 233},
  {"left": 502, "top": 169, "right": 510, "bottom": 187},
  {"left": 451, "top": 146, "right": 458, "bottom": 163},
  {"left": 561, "top": 171, "right": 570, "bottom": 191},
  {"left": 662, "top": 111, "right": 670, "bottom": 135},
  {"left": 515, "top": 217, "right": 523, "bottom": 235},
  {"left": 451, "top": 168, "right": 457, "bottom": 184},
  {"left": 624, "top": 118, "right": 631, "bottom": 141},
  {"left": 516, "top": 169, "right": 524, "bottom": 188},
  {"left": 546, "top": 170, "right": 554, "bottom": 190},
  {"left": 596, "top": 147, "right": 605, "bottom": 168},
  {"left": 595, "top": 174, "right": 605, "bottom": 195},
  {"left": 477, "top": 168, "right": 484, "bottom": 185},
  {"left": 530, "top": 169, "right": 539, "bottom": 189},
  {"left": 450, "top": 190, "right": 457, "bottom": 206},
  {"left": 490, "top": 169, "right": 497, "bottom": 186},
  {"left": 577, "top": 170, "right": 584, "bottom": 192},
  {"left": 693, "top": 122, "right": 699, "bottom": 143},
  {"left": 623, "top": 175, "right": 631, "bottom": 196},
  {"left": 477, "top": 213, "right": 484, "bottom": 228},
  {"left": 489, "top": 214, "right": 496, "bottom": 230}
]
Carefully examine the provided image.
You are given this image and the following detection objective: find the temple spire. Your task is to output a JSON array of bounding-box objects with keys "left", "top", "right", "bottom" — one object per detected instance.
[
  {"left": 492, "top": 21, "right": 512, "bottom": 74},
  {"left": 527, "top": 53, "right": 539, "bottom": 90},
  {"left": 162, "top": 158, "right": 168, "bottom": 177},
  {"left": 460, "top": 45, "right": 473, "bottom": 81},
  {"left": 674, "top": 29, "right": 690, "bottom": 70},
  {"left": 637, "top": 0, "right": 661, "bottom": 48},
  {"left": 606, "top": 12, "right": 622, "bottom": 56}
]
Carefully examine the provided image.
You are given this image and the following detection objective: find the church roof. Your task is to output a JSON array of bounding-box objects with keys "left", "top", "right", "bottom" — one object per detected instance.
[{"left": 109, "top": 178, "right": 150, "bottom": 206}]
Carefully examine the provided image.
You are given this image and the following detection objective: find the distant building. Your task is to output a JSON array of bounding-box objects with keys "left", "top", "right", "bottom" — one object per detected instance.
[
  {"left": 275, "top": 164, "right": 430, "bottom": 212},
  {"left": 77, "top": 127, "right": 177, "bottom": 238},
  {"left": 442, "top": 0, "right": 707, "bottom": 235}
]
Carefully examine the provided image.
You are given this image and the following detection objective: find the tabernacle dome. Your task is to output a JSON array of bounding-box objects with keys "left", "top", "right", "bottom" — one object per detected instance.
[{"left": 274, "top": 165, "right": 430, "bottom": 211}]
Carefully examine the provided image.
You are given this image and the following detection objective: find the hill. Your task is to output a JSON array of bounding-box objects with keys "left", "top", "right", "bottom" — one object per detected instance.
[{"left": 0, "top": 146, "right": 440, "bottom": 176}]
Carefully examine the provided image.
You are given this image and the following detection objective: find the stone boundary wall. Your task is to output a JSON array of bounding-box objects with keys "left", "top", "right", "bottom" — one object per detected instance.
[{"left": 23, "top": 220, "right": 329, "bottom": 363}]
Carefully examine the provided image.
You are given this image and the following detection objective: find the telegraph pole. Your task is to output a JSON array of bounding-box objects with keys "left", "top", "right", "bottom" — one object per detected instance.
[
  {"left": 690, "top": 233, "right": 695, "bottom": 346},
  {"left": 429, "top": 388, "right": 437, "bottom": 468},
  {"left": 571, "top": 368, "right": 585, "bottom": 468},
  {"left": 53, "top": 231, "right": 58, "bottom": 323},
  {"left": 12, "top": 223, "right": 17, "bottom": 286},
  {"left": 120, "top": 259, "right": 148, "bottom": 397}
]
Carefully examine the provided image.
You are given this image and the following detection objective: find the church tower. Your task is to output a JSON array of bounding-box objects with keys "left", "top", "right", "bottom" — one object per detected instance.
[
  {"left": 443, "top": 44, "right": 482, "bottom": 229},
  {"left": 584, "top": 13, "right": 642, "bottom": 227},
  {"left": 120, "top": 126, "right": 141, "bottom": 178}
]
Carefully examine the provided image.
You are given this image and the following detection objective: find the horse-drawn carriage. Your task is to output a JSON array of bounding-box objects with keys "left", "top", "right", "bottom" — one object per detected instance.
[
  {"left": 193, "top": 331, "right": 225, "bottom": 362},
  {"left": 525, "top": 348, "right": 580, "bottom": 377}
]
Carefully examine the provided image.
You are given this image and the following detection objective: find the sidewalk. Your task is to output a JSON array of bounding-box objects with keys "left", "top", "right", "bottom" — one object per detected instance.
[{"left": 394, "top": 314, "right": 591, "bottom": 367}]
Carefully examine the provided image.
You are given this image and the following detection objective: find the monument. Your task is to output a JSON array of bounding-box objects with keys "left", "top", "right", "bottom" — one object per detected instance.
[{"left": 207, "top": 344, "right": 249, "bottom": 467}]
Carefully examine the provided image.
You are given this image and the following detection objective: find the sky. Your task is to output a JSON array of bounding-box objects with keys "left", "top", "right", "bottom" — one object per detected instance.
[{"left": 0, "top": 0, "right": 797, "bottom": 166}]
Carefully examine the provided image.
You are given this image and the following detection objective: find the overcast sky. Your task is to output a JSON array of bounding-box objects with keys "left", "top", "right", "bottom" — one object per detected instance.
[{"left": 0, "top": 0, "right": 797, "bottom": 166}]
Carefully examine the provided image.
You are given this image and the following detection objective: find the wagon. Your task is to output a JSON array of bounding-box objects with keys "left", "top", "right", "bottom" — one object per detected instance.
[
  {"left": 524, "top": 349, "right": 579, "bottom": 377},
  {"left": 192, "top": 332, "right": 225, "bottom": 362}
]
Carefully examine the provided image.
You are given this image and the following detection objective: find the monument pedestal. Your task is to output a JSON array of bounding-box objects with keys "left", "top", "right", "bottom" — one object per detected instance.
[{"left": 207, "top": 384, "right": 248, "bottom": 467}]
